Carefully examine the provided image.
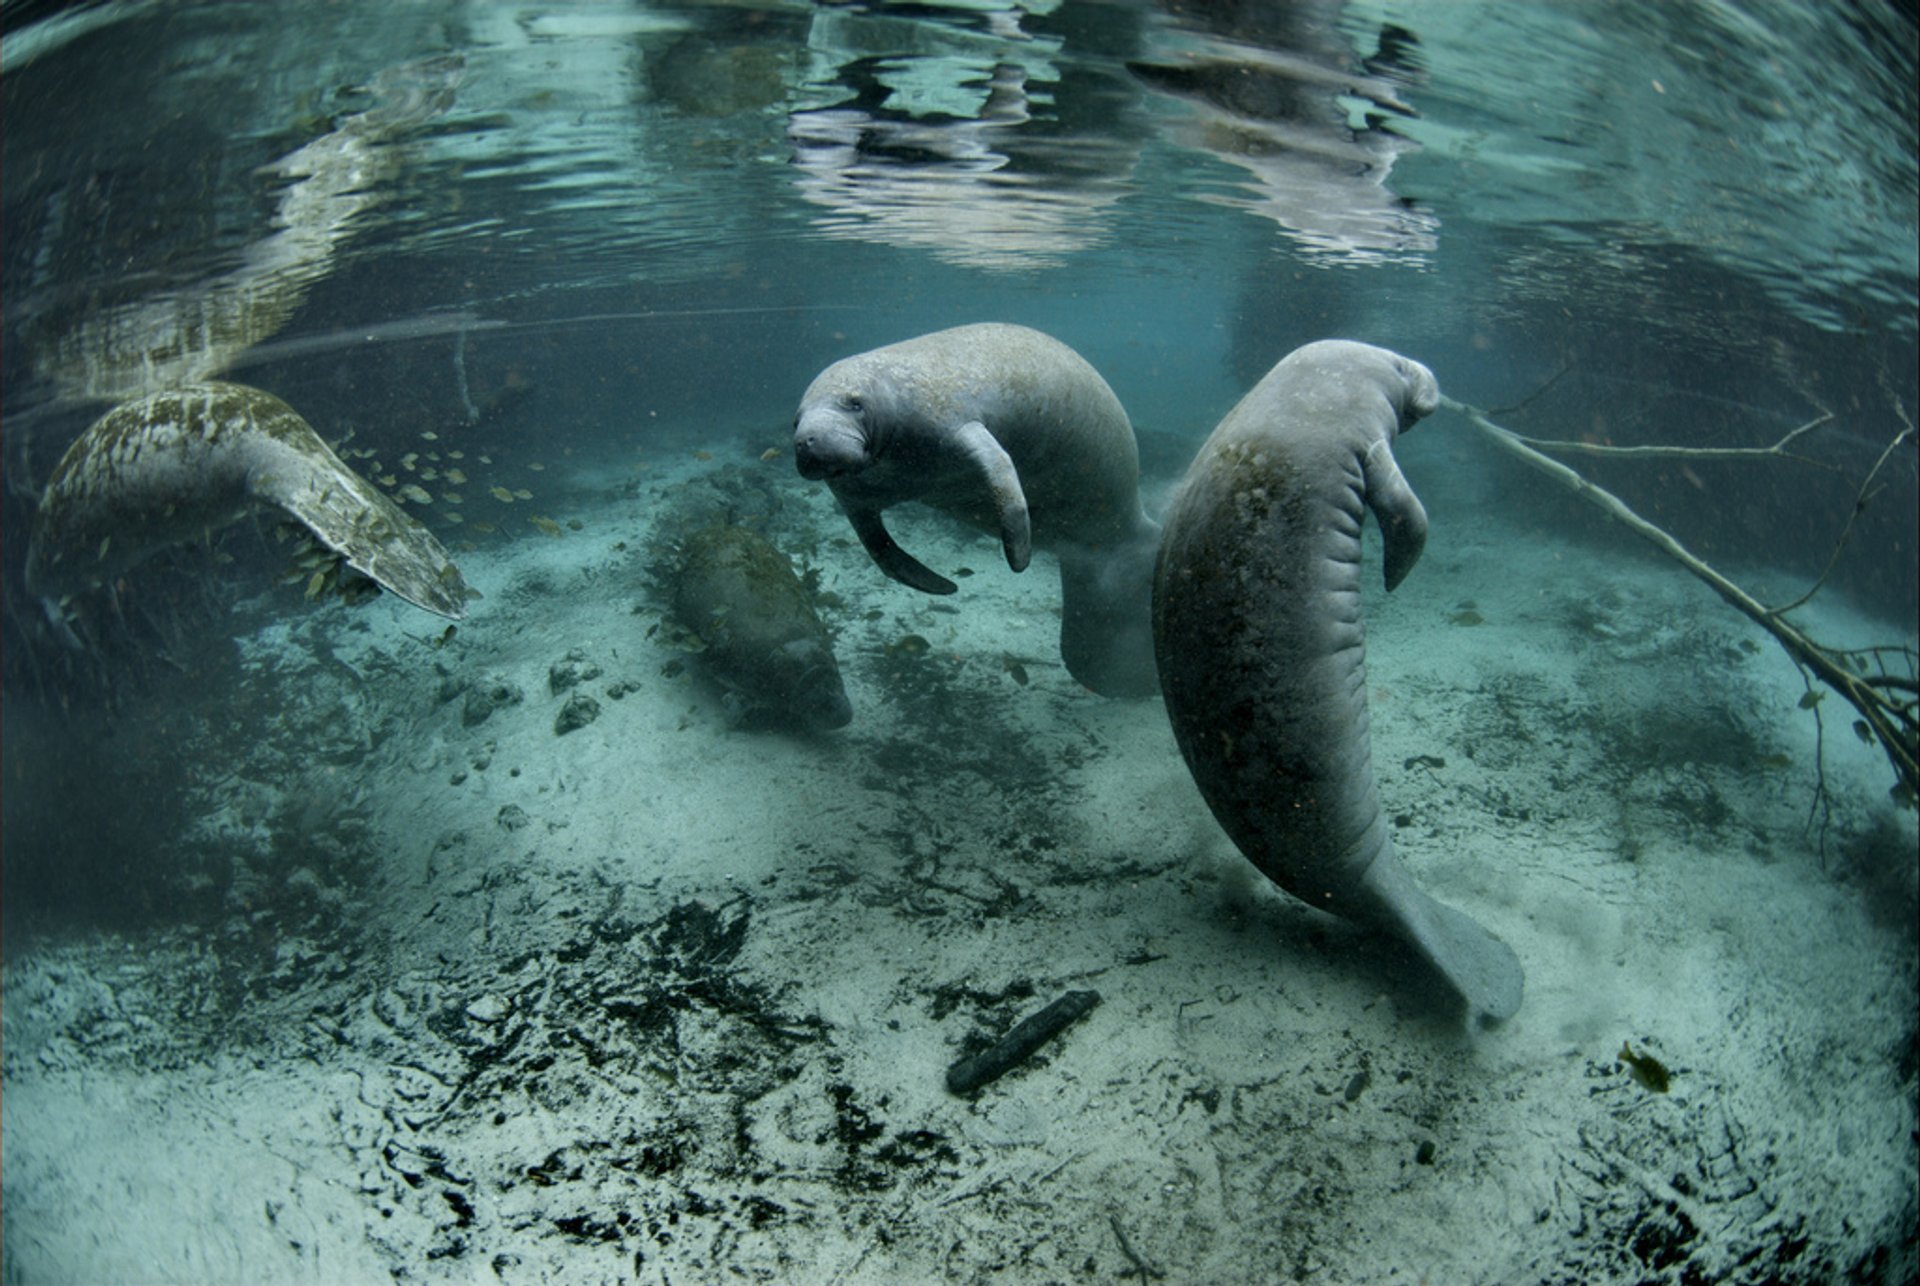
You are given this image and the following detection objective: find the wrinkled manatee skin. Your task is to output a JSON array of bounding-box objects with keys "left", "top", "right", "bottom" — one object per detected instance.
[
  {"left": 793, "top": 323, "right": 1162, "bottom": 697},
  {"left": 670, "top": 526, "right": 852, "bottom": 732},
  {"left": 1152, "top": 340, "right": 1522, "bottom": 1022}
]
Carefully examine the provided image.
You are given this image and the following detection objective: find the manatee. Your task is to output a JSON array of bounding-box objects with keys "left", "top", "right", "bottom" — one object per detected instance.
[
  {"left": 793, "top": 322, "right": 1162, "bottom": 698},
  {"left": 1154, "top": 340, "right": 1522, "bottom": 1022},
  {"left": 26, "top": 382, "right": 473, "bottom": 634},
  {"left": 669, "top": 525, "right": 852, "bottom": 732}
]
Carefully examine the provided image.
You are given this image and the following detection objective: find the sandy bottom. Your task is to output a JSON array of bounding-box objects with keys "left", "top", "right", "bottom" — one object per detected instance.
[{"left": 4, "top": 431, "right": 1915, "bottom": 1284}]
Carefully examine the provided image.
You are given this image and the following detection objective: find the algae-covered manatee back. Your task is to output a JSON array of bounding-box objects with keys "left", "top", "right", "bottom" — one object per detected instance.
[{"left": 669, "top": 525, "right": 851, "bottom": 731}]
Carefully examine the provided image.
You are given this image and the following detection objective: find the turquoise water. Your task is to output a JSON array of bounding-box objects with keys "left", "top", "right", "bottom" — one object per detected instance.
[
  {"left": 2, "top": 3, "right": 1915, "bottom": 1282},
  {"left": 6, "top": 2, "right": 1913, "bottom": 608}
]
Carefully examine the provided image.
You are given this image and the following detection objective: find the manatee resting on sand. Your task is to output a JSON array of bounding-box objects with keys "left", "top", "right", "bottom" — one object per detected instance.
[
  {"left": 26, "top": 381, "right": 474, "bottom": 630},
  {"left": 1153, "top": 340, "right": 1523, "bottom": 1022},
  {"left": 669, "top": 525, "right": 852, "bottom": 732},
  {"left": 792, "top": 323, "right": 1162, "bottom": 697}
]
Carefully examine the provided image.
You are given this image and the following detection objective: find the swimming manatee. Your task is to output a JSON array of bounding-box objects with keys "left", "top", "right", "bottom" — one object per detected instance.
[{"left": 1153, "top": 340, "right": 1522, "bottom": 1022}]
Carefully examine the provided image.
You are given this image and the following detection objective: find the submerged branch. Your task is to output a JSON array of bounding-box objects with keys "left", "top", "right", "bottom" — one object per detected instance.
[
  {"left": 1506, "top": 412, "right": 1838, "bottom": 467},
  {"left": 1440, "top": 394, "right": 1918, "bottom": 805}
]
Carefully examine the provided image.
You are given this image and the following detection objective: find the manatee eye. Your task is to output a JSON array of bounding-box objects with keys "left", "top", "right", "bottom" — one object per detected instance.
[{"left": 846, "top": 395, "right": 864, "bottom": 413}]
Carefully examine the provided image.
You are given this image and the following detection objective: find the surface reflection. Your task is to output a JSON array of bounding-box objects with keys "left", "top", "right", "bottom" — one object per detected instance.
[
  {"left": 786, "top": 2, "right": 1142, "bottom": 270},
  {"left": 1129, "top": 5, "right": 1437, "bottom": 264}
]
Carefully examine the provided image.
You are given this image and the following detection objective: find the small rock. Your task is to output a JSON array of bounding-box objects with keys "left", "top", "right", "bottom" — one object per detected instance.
[
  {"left": 554, "top": 692, "right": 601, "bottom": 735},
  {"left": 463, "top": 675, "right": 524, "bottom": 728},
  {"left": 549, "top": 649, "right": 603, "bottom": 695},
  {"left": 466, "top": 994, "right": 511, "bottom": 1024},
  {"left": 449, "top": 770, "right": 468, "bottom": 786},
  {"left": 497, "top": 804, "right": 531, "bottom": 832}
]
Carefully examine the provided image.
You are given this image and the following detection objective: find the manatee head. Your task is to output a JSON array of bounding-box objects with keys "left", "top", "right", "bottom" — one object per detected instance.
[
  {"left": 772, "top": 638, "right": 853, "bottom": 731},
  {"left": 794, "top": 362, "right": 913, "bottom": 481},
  {"left": 1390, "top": 354, "right": 1440, "bottom": 428}
]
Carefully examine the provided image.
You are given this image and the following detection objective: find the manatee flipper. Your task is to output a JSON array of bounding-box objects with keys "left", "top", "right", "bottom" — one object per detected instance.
[
  {"left": 250, "top": 438, "right": 473, "bottom": 619},
  {"left": 1362, "top": 436, "right": 1428, "bottom": 591},
  {"left": 950, "top": 420, "right": 1032, "bottom": 573},
  {"left": 25, "top": 382, "right": 473, "bottom": 622},
  {"left": 1356, "top": 856, "right": 1523, "bottom": 1022},
  {"left": 843, "top": 503, "right": 958, "bottom": 595}
]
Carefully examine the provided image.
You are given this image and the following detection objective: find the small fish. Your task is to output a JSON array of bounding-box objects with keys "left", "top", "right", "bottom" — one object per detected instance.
[
  {"left": 567, "top": 519, "right": 584, "bottom": 531},
  {"left": 1003, "top": 656, "right": 1029, "bottom": 686},
  {"left": 479, "top": 454, "right": 493, "bottom": 465},
  {"left": 888, "top": 634, "right": 930, "bottom": 658},
  {"left": 693, "top": 450, "right": 713, "bottom": 462},
  {"left": 420, "top": 467, "right": 439, "bottom": 481},
  {"left": 528, "top": 462, "right": 545, "bottom": 471},
  {"left": 514, "top": 488, "right": 533, "bottom": 500},
  {"left": 449, "top": 450, "right": 466, "bottom": 460},
  {"left": 432, "top": 623, "right": 456, "bottom": 648},
  {"left": 399, "top": 484, "right": 434, "bottom": 504},
  {"left": 443, "top": 493, "right": 464, "bottom": 505},
  {"left": 1451, "top": 609, "right": 1484, "bottom": 626},
  {"left": 421, "top": 431, "right": 439, "bottom": 441},
  {"left": 1852, "top": 720, "right": 1873, "bottom": 744},
  {"left": 1617, "top": 1042, "right": 1670, "bottom": 1093},
  {"left": 444, "top": 511, "right": 464, "bottom": 524},
  {"left": 96, "top": 535, "right": 112, "bottom": 561},
  {"left": 1756, "top": 753, "right": 1794, "bottom": 769},
  {"left": 401, "top": 452, "right": 420, "bottom": 471},
  {"left": 530, "top": 515, "right": 562, "bottom": 537},
  {"left": 490, "top": 486, "right": 515, "bottom": 503},
  {"left": 760, "top": 447, "right": 781, "bottom": 462},
  {"left": 446, "top": 468, "right": 468, "bottom": 484},
  {"left": 305, "top": 568, "right": 330, "bottom": 600},
  {"left": 471, "top": 521, "right": 496, "bottom": 533},
  {"left": 1797, "top": 690, "right": 1824, "bottom": 709},
  {"left": 379, "top": 474, "right": 399, "bottom": 487}
]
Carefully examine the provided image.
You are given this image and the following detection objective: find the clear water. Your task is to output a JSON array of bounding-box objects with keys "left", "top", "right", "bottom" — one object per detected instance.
[
  {"left": 2, "top": 3, "right": 1915, "bottom": 1282},
  {"left": 6, "top": 2, "right": 1915, "bottom": 601}
]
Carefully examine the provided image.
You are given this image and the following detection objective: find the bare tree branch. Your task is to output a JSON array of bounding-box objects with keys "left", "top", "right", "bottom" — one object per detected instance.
[
  {"left": 1441, "top": 394, "right": 1918, "bottom": 805},
  {"left": 1505, "top": 412, "right": 1838, "bottom": 467}
]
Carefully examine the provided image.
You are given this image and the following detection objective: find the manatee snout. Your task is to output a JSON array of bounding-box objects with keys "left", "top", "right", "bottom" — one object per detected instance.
[
  {"left": 793, "top": 406, "right": 868, "bottom": 480},
  {"left": 777, "top": 639, "right": 853, "bottom": 731}
]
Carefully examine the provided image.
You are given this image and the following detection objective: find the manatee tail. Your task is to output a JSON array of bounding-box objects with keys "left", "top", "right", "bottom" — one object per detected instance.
[
  {"left": 256, "top": 440, "right": 474, "bottom": 621},
  {"left": 1058, "top": 519, "right": 1162, "bottom": 698},
  {"left": 1357, "top": 855, "right": 1524, "bottom": 1022}
]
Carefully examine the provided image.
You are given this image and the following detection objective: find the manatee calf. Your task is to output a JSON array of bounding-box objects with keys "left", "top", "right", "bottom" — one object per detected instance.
[
  {"left": 26, "top": 381, "right": 473, "bottom": 632},
  {"left": 793, "top": 323, "right": 1162, "bottom": 697},
  {"left": 669, "top": 525, "right": 852, "bottom": 732},
  {"left": 1153, "top": 340, "right": 1522, "bottom": 1022}
]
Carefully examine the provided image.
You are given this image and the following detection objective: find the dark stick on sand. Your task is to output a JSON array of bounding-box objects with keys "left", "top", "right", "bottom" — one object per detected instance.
[{"left": 946, "top": 989, "right": 1101, "bottom": 1096}]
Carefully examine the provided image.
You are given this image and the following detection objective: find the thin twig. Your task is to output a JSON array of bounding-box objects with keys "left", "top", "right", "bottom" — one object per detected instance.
[
  {"left": 1488, "top": 362, "right": 1572, "bottom": 417},
  {"left": 1773, "top": 424, "right": 1917, "bottom": 613},
  {"left": 1108, "top": 1212, "right": 1161, "bottom": 1284},
  {"left": 1506, "top": 412, "right": 1836, "bottom": 466},
  {"left": 1442, "top": 394, "right": 1918, "bottom": 803}
]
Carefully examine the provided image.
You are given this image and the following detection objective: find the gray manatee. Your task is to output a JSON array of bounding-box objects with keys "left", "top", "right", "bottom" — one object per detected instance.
[
  {"left": 793, "top": 323, "right": 1161, "bottom": 697},
  {"left": 670, "top": 525, "right": 852, "bottom": 732},
  {"left": 26, "top": 381, "right": 473, "bottom": 628},
  {"left": 1153, "top": 340, "right": 1523, "bottom": 1022}
]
